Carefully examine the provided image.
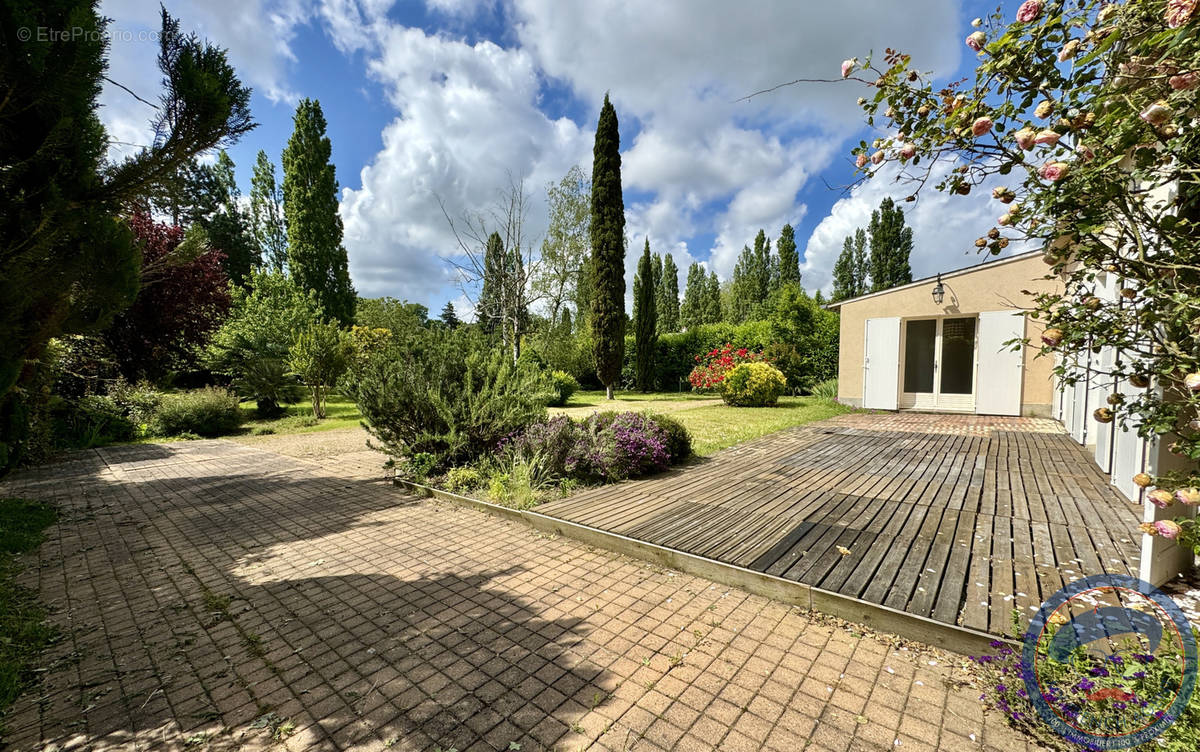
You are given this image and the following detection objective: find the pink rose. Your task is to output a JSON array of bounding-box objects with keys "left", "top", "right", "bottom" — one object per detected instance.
[
  {"left": 1155, "top": 519, "right": 1182, "bottom": 539},
  {"left": 1040, "top": 162, "right": 1069, "bottom": 182},
  {"left": 1075, "top": 143, "right": 1095, "bottom": 161},
  {"left": 972, "top": 117, "right": 994, "bottom": 136},
  {"left": 1169, "top": 71, "right": 1199, "bottom": 90},
  {"left": 1165, "top": 0, "right": 1197, "bottom": 28},
  {"left": 1034, "top": 129, "right": 1061, "bottom": 146},
  {"left": 870, "top": 151, "right": 884, "bottom": 165},
  {"left": 1141, "top": 101, "right": 1172, "bottom": 126},
  {"left": 841, "top": 58, "right": 856, "bottom": 78},
  {"left": 898, "top": 142, "right": 916, "bottom": 159},
  {"left": 1016, "top": 0, "right": 1044, "bottom": 23},
  {"left": 998, "top": 213, "right": 1013, "bottom": 226},
  {"left": 966, "top": 32, "right": 986, "bottom": 52},
  {"left": 855, "top": 153, "right": 868, "bottom": 169},
  {"left": 1174, "top": 488, "right": 1200, "bottom": 506},
  {"left": 1149, "top": 489, "right": 1176, "bottom": 509},
  {"left": 1014, "top": 127, "right": 1037, "bottom": 150}
]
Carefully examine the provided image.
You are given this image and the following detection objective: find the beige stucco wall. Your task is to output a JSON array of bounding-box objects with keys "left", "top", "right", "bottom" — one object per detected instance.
[{"left": 834, "top": 253, "right": 1063, "bottom": 416}]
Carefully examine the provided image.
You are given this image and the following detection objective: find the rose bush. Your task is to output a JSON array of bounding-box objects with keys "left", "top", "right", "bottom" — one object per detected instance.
[
  {"left": 842, "top": 0, "right": 1199, "bottom": 554},
  {"left": 687, "top": 343, "right": 769, "bottom": 390}
]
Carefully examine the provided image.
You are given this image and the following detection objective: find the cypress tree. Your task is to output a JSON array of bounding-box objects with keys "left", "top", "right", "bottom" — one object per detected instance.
[
  {"left": 589, "top": 94, "right": 626, "bottom": 400},
  {"left": 729, "top": 245, "right": 756, "bottom": 323},
  {"left": 633, "top": 239, "right": 657, "bottom": 392},
  {"left": 752, "top": 229, "right": 772, "bottom": 301},
  {"left": 777, "top": 223, "right": 800, "bottom": 286},
  {"left": 282, "top": 98, "right": 356, "bottom": 325},
  {"left": 659, "top": 254, "right": 681, "bottom": 332},
  {"left": 679, "top": 262, "right": 706, "bottom": 331},
  {"left": 868, "top": 197, "right": 914, "bottom": 293},
  {"left": 852, "top": 227, "right": 870, "bottom": 295}
]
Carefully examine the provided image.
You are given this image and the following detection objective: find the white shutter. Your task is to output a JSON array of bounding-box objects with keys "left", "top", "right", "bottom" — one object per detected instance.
[
  {"left": 975, "top": 311, "right": 1025, "bottom": 416},
  {"left": 863, "top": 317, "right": 900, "bottom": 410}
]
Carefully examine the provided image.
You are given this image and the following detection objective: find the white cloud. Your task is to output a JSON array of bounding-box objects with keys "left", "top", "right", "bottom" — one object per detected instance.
[{"left": 799, "top": 157, "right": 1038, "bottom": 294}]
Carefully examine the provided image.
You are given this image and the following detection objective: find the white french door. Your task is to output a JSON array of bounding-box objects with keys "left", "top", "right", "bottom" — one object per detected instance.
[{"left": 899, "top": 316, "right": 977, "bottom": 412}]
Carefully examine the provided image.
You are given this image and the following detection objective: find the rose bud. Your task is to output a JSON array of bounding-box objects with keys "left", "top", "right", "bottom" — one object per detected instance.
[
  {"left": 972, "top": 117, "right": 994, "bottom": 136},
  {"left": 1175, "top": 488, "right": 1200, "bottom": 506},
  {"left": 1041, "top": 328, "right": 1064, "bottom": 347},
  {"left": 1185, "top": 373, "right": 1200, "bottom": 392},
  {"left": 1034, "top": 129, "right": 1061, "bottom": 146},
  {"left": 1014, "top": 128, "right": 1037, "bottom": 150},
  {"left": 1169, "top": 72, "right": 1199, "bottom": 91},
  {"left": 1139, "top": 522, "right": 1159, "bottom": 536},
  {"left": 1133, "top": 473, "right": 1153, "bottom": 488},
  {"left": 1155, "top": 519, "right": 1182, "bottom": 539},
  {"left": 856, "top": 153, "right": 868, "bottom": 168},
  {"left": 871, "top": 151, "right": 884, "bottom": 165},
  {"left": 1149, "top": 489, "right": 1176, "bottom": 508},
  {"left": 899, "top": 142, "right": 916, "bottom": 159},
  {"left": 1140, "top": 101, "right": 1172, "bottom": 126},
  {"left": 841, "top": 58, "right": 857, "bottom": 78},
  {"left": 1058, "top": 39, "right": 1081, "bottom": 62},
  {"left": 1130, "top": 374, "right": 1150, "bottom": 388},
  {"left": 917, "top": 105, "right": 931, "bottom": 117},
  {"left": 966, "top": 31, "right": 987, "bottom": 52},
  {"left": 971, "top": 17, "right": 983, "bottom": 27},
  {"left": 1093, "top": 407, "right": 1114, "bottom": 423},
  {"left": 975, "top": 238, "right": 988, "bottom": 248},
  {"left": 1035, "top": 100, "right": 1054, "bottom": 119}
]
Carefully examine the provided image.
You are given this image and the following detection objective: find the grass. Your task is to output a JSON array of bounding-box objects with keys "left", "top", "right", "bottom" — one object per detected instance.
[
  {"left": 554, "top": 390, "right": 852, "bottom": 456},
  {"left": 236, "top": 392, "right": 362, "bottom": 437},
  {"left": 0, "top": 498, "right": 58, "bottom": 731}
]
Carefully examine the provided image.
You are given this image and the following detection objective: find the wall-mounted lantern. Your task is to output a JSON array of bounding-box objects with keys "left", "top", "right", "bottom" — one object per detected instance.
[{"left": 932, "top": 273, "right": 945, "bottom": 305}]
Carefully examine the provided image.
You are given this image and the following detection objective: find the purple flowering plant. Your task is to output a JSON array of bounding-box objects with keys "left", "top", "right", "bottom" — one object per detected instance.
[{"left": 972, "top": 608, "right": 1199, "bottom": 750}]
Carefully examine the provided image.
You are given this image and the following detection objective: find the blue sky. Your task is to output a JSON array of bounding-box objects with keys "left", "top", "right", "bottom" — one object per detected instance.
[{"left": 99, "top": 0, "right": 1012, "bottom": 316}]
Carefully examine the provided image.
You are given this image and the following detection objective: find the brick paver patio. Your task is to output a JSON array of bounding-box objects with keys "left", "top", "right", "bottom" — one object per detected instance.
[{"left": 0, "top": 438, "right": 1038, "bottom": 751}]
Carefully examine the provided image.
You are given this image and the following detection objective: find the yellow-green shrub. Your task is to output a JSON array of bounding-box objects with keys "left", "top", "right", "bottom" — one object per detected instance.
[{"left": 720, "top": 362, "right": 786, "bottom": 407}]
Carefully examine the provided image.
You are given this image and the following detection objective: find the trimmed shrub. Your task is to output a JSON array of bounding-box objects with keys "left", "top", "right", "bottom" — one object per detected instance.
[
  {"left": 150, "top": 387, "right": 242, "bottom": 437},
  {"left": 647, "top": 413, "right": 692, "bottom": 462},
  {"left": 811, "top": 378, "right": 838, "bottom": 401},
  {"left": 721, "top": 363, "right": 787, "bottom": 407},
  {"left": 547, "top": 370, "right": 580, "bottom": 407}
]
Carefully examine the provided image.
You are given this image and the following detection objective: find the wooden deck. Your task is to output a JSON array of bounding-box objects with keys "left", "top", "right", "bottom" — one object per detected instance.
[{"left": 538, "top": 413, "right": 1143, "bottom": 636}]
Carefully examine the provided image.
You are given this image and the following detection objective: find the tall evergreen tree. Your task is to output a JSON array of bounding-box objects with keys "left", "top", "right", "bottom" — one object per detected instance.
[
  {"left": 659, "top": 254, "right": 681, "bottom": 332},
  {"left": 729, "top": 245, "right": 757, "bottom": 323},
  {"left": 282, "top": 98, "right": 356, "bottom": 325},
  {"left": 439, "top": 301, "right": 460, "bottom": 329},
  {"left": 477, "top": 231, "right": 505, "bottom": 329},
  {"left": 679, "top": 262, "right": 706, "bottom": 331},
  {"left": 777, "top": 223, "right": 800, "bottom": 286},
  {"left": 753, "top": 229, "right": 772, "bottom": 300},
  {"left": 868, "top": 197, "right": 914, "bottom": 293},
  {"left": 250, "top": 150, "right": 288, "bottom": 272},
  {"left": 852, "top": 227, "right": 870, "bottom": 295},
  {"left": 204, "top": 151, "right": 259, "bottom": 286},
  {"left": 633, "top": 240, "right": 657, "bottom": 392},
  {"left": 831, "top": 236, "right": 857, "bottom": 302},
  {"left": 589, "top": 94, "right": 626, "bottom": 400},
  {"left": 0, "top": 3, "right": 253, "bottom": 470},
  {"left": 703, "top": 271, "right": 723, "bottom": 325}
]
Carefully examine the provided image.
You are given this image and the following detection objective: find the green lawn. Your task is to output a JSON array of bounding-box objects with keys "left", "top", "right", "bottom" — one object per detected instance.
[
  {"left": 0, "top": 498, "right": 57, "bottom": 731},
  {"left": 554, "top": 390, "right": 852, "bottom": 456},
  {"left": 237, "top": 393, "right": 363, "bottom": 437}
]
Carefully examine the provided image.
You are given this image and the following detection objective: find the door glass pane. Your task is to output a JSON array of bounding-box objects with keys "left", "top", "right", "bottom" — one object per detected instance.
[
  {"left": 939, "top": 317, "right": 977, "bottom": 395},
  {"left": 903, "top": 320, "right": 936, "bottom": 393}
]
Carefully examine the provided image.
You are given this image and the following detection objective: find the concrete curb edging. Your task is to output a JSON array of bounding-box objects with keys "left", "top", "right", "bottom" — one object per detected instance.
[{"left": 393, "top": 477, "right": 1006, "bottom": 656}]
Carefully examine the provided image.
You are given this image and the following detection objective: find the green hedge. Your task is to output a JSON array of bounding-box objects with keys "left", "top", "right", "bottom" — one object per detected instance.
[{"left": 621, "top": 320, "right": 778, "bottom": 392}]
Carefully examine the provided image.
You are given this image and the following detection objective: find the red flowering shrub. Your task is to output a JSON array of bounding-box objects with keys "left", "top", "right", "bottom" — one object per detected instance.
[{"left": 687, "top": 343, "right": 769, "bottom": 390}]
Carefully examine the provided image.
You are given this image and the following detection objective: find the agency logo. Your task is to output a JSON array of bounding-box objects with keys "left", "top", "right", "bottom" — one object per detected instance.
[{"left": 1021, "top": 574, "right": 1197, "bottom": 749}]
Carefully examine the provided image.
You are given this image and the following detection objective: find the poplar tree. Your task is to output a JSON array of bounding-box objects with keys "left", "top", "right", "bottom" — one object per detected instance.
[
  {"left": 679, "top": 262, "right": 706, "bottom": 331},
  {"left": 703, "top": 271, "right": 723, "bottom": 325},
  {"left": 777, "top": 223, "right": 800, "bottom": 286},
  {"left": 282, "top": 99, "right": 356, "bottom": 325},
  {"left": 477, "top": 231, "right": 505, "bottom": 329},
  {"left": 659, "top": 254, "right": 680, "bottom": 332},
  {"left": 868, "top": 197, "right": 913, "bottom": 293},
  {"left": 633, "top": 240, "right": 657, "bottom": 392},
  {"left": 250, "top": 150, "right": 288, "bottom": 272},
  {"left": 589, "top": 95, "right": 626, "bottom": 400}
]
